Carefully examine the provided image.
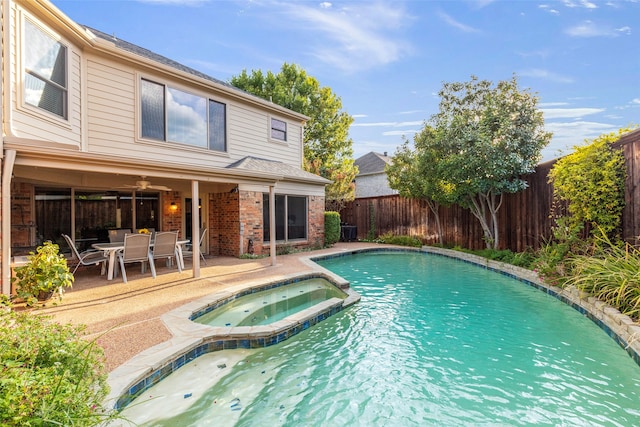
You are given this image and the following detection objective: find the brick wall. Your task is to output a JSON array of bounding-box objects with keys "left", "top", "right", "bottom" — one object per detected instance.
[
  {"left": 10, "top": 182, "right": 35, "bottom": 252},
  {"left": 161, "top": 192, "right": 182, "bottom": 234},
  {"left": 211, "top": 191, "right": 241, "bottom": 256},
  {"left": 212, "top": 190, "right": 326, "bottom": 257}
]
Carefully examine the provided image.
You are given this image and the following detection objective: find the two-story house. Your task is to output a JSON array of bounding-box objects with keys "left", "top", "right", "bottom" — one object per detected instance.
[{"left": 1, "top": 0, "right": 329, "bottom": 294}]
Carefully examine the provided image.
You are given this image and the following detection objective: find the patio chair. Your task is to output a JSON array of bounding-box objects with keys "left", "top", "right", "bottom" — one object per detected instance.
[
  {"left": 109, "top": 229, "right": 131, "bottom": 243},
  {"left": 116, "top": 233, "right": 155, "bottom": 283},
  {"left": 182, "top": 228, "right": 208, "bottom": 265},
  {"left": 62, "top": 234, "right": 109, "bottom": 275},
  {"left": 151, "top": 231, "right": 182, "bottom": 273}
]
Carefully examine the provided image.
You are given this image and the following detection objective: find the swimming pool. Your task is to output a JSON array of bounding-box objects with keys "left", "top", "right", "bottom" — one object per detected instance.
[{"left": 118, "top": 250, "right": 640, "bottom": 425}]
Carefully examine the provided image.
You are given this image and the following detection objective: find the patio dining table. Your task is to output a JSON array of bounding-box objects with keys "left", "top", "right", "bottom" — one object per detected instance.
[{"left": 92, "top": 239, "right": 190, "bottom": 281}]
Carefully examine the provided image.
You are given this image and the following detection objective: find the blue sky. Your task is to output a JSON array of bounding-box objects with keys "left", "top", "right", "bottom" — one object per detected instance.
[{"left": 52, "top": 0, "right": 639, "bottom": 162}]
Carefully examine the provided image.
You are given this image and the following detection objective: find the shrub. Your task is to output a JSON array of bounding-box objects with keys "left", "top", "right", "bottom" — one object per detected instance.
[
  {"left": 324, "top": 211, "right": 341, "bottom": 246},
  {"left": 0, "top": 309, "right": 117, "bottom": 426},
  {"left": 548, "top": 127, "right": 629, "bottom": 240},
  {"left": 532, "top": 218, "right": 588, "bottom": 287},
  {"left": 565, "top": 233, "right": 640, "bottom": 320},
  {"left": 12, "top": 241, "right": 74, "bottom": 306},
  {"left": 377, "top": 233, "right": 422, "bottom": 247}
]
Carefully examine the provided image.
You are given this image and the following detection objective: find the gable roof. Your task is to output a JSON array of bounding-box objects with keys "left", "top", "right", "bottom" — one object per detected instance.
[
  {"left": 227, "top": 157, "right": 330, "bottom": 185},
  {"left": 355, "top": 151, "right": 392, "bottom": 176},
  {"left": 80, "top": 25, "right": 308, "bottom": 122},
  {"left": 84, "top": 25, "right": 232, "bottom": 90}
]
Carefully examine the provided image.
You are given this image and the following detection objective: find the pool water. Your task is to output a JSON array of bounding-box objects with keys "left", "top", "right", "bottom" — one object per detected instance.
[
  {"left": 193, "top": 278, "right": 347, "bottom": 327},
  {"left": 121, "top": 251, "right": 640, "bottom": 426}
]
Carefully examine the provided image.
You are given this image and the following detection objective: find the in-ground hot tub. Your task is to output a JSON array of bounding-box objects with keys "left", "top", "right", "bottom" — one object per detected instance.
[{"left": 193, "top": 277, "right": 347, "bottom": 327}]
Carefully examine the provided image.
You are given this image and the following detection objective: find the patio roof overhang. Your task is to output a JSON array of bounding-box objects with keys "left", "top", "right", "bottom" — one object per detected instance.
[{"left": 6, "top": 140, "right": 285, "bottom": 186}]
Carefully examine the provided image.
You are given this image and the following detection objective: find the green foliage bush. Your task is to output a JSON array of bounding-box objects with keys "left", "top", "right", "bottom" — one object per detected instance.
[
  {"left": 377, "top": 233, "right": 422, "bottom": 247},
  {"left": 565, "top": 232, "right": 640, "bottom": 320},
  {"left": 548, "top": 128, "right": 629, "bottom": 239},
  {"left": 0, "top": 309, "right": 115, "bottom": 426},
  {"left": 12, "top": 241, "right": 74, "bottom": 306},
  {"left": 324, "top": 211, "right": 341, "bottom": 246}
]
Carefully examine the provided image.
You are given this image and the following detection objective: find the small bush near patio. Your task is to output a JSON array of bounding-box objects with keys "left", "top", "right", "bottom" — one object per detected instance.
[
  {"left": 324, "top": 211, "right": 341, "bottom": 246},
  {"left": 0, "top": 309, "right": 117, "bottom": 426}
]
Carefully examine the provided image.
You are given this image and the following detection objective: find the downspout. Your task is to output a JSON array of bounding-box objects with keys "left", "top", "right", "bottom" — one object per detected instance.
[
  {"left": 2, "top": 149, "right": 16, "bottom": 295},
  {"left": 269, "top": 185, "right": 276, "bottom": 266},
  {"left": 191, "top": 180, "right": 200, "bottom": 278}
]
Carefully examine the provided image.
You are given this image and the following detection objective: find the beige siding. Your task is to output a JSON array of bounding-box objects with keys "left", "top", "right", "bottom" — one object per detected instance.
[
  {"left": 85, "top": 57, "right": 305, "bottom": 169},
  {"left": 7, "top": 4, "right": 82, "bottom": 146},
  {"left": 7, "top": 1, "right": 305, "bottom": 172}
]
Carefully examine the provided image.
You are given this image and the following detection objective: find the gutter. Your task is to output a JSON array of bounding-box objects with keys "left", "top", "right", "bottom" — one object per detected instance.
[{"left": 2, "top": 150, "right": 16, "bottom": 295}]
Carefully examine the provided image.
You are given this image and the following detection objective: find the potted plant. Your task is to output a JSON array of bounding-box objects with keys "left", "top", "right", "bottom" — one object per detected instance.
[{"left": 12, "top": 241, "right": 74, "bottom": 306}]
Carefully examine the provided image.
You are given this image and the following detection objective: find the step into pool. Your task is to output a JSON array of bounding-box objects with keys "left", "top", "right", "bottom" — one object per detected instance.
[{"left": 193, "top": 277, "right": 347, "bottom": 327}]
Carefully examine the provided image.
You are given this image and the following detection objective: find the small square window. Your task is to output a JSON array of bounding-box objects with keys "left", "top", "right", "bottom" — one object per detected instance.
[{"left": 271, "top": 118, "right": 287, "bottom": 141}]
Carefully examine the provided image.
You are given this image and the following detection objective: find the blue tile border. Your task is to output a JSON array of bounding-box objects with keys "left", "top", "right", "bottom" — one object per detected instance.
[{"left": 114, "top": 274, "right": 359, "bottom": 410}]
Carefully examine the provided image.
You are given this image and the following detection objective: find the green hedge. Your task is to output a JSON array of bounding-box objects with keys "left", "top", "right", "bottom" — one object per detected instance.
[{"left": 325, "top": 211, "right": 341, "bottom": 246}]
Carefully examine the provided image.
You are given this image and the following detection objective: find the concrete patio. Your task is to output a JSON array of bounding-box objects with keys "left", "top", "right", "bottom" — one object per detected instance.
[{"left": 36, "top": 242, "right": 378, "bottom": 371}]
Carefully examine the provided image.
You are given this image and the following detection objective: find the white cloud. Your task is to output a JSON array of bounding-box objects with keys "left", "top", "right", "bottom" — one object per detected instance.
[
  {"left": 383, "top": 129, "right": 420, "bottom": 136},
  {"left": 632, "top": 98, "right": 640, "bottom": 104},
  {"left": 565, "top": 20, "right": 627, "bottom": 37},
  {"left": 319, "top": 2, "right": 332, "bottom": 9},
  {"left": 538, "top": 4, "right": 560, "bottom": 15},
  {"left": 437, "top": 11, "right": 481, "bottom": 33},
  {"left": 539, "top": 102, "right": 570, "bottom": 107},
  {"left": 541, "top": 107, "right": 605, "bottom": 119},
  {"left": 519, "top": 68, "right": 574, "bottom": 83},
  {"left": 541, "top": 120, "right": 619, "bottom": 161},
  {"left": 561, "top": 0, "right": 598, "bottom": 9},
  {"left": 277, "top": 2, "right": 414, "bottom": 72}
]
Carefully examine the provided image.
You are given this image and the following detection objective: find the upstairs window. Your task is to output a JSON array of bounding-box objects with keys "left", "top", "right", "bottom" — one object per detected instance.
[
  {"left": 140, "top": 78, "right": 227, "bottom": 152},
  {"left": 271, "top": 118, "right": 287, "bottom": 141},
  {"left": 24, "top": 19, "right": 67, "bottom": 119}
]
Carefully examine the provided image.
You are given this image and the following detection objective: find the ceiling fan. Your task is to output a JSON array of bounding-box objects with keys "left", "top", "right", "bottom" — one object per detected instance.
[{"left": 121, "top": 176, "right": 172, "bottom": 192}]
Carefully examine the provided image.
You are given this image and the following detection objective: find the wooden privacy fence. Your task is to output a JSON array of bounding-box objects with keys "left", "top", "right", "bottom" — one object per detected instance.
[{"left": 340, "top": 128, "right": 640, "bottom": 252}]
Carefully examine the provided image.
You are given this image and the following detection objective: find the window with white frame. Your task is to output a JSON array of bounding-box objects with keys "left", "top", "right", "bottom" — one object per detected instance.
[
  {"left": 140, "top": 78, "right": 227, "bottom": 151},
  {"left": 270, "top": 118, "right": 287, "bottom": 142},
  {"left": 263, "top": 194, "right": 307, "bottom": 241},
  {"left": 24, "top": 19, "right": 67, "bottom": 119}
]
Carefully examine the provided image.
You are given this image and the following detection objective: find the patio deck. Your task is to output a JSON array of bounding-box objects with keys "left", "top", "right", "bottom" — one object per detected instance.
[{"left": 36, "top": 242, "right": 378, "bottom": 371}]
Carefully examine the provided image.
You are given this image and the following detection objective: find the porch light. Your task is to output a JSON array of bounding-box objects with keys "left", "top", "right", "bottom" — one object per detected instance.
[{"left": 170, "top": 202, "right": 178, "bottom": 211}]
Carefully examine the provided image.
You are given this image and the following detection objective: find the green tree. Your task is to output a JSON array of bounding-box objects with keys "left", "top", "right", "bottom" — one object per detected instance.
[
  {"left": 387, "top": 129, "right": 456, "bottom": 245},
  {"left": 230, "top": 63, "right": 357, "bottom": 211},
  {"left": 548, "top": 127, "right": 634, "bottom": 239},
  {"left": 394, "top": 75, "right": 551, "bottom": 249}
]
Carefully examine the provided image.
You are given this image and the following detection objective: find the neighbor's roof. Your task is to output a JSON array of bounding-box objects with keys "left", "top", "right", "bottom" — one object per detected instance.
[
  {"left": 227, "top": 157, "right": 331, "bottom": 185},
  {"left": 355, "top": 151, "right": 393, "bottom": 176}
]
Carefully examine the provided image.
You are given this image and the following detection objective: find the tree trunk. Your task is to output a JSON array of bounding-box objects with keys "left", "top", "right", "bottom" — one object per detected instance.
[{"left": 426, "top": 199, "right": 444, "bottom": 245}]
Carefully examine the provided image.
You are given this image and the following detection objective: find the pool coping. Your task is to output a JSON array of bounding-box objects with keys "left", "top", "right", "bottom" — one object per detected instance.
[
  {"left": 106, "top": 245, "right": 640, "bottom": 411},
  {"left": 106, "top": 270, "right": 360, "bottom": 410}
]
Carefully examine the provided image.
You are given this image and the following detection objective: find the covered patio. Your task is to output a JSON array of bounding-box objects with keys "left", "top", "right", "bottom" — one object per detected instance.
[{"left": 2, "top": 148, "right": 289, "bottom": 295}]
